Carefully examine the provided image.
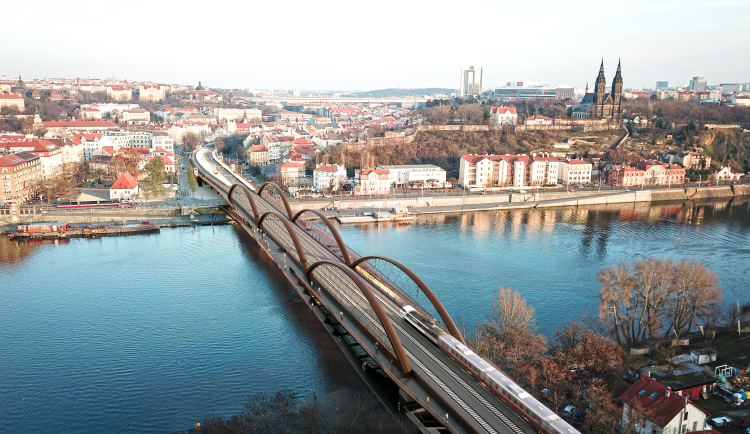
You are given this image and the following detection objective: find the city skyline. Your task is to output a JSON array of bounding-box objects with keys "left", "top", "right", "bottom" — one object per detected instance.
[{"left": 1, "top": 0, "right": 749, "bottom": 91}]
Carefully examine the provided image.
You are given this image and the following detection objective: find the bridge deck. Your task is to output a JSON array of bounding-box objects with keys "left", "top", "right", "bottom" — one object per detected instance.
[{"left": 191, "top": 148, "right": 541, "bottom": 434}]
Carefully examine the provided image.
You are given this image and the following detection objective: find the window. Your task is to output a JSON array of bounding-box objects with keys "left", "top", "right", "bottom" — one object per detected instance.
[
  {"left": 683, "top": 412, "right": 688, "bottom": 420},
  {"left": 638, "top": 389, "right": 646, "bottom": 396}
]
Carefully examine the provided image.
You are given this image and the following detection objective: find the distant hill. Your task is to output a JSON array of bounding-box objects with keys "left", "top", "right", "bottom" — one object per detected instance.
[{"left": 357, "top": 88, "right": 456, "bottom": 98}]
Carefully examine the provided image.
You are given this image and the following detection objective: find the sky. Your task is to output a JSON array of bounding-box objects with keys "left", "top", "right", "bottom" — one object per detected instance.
[{"left": 2, "top": 0, "right": 749, "bottom": 91}]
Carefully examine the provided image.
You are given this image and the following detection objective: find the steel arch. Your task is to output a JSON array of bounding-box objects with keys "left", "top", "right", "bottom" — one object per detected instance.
[
  {"left": 306, "top": 260, "right": 412, "bottom": 376},
  {"left": 258, "top": 211, "right": 309, "bottom": 269},
  {"left": 351, "top": 255, "right": 466, "bottom": 345},
  {"left": 228, "top": 183, "right": 260, "bottom": 221},
  {"left": 258, "top": 182, "right": 294, "bottom": 219},
  {"left": 292, "top": 209, "right": 352, "bottom": 266}
]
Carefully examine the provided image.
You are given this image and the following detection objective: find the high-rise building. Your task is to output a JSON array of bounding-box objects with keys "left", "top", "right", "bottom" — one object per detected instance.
[
  {"left": 656, "top": 81, "right": 669, "bottom": 89},
  {"left": 689, "top": 76, "right": 707, "bottom": 92},
  {"left": 460, "top": 66, "right": 483, "bottom": 97}
]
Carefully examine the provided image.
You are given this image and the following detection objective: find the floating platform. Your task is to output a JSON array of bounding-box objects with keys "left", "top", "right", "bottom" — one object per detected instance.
[
  {"left": 9, "top": 223, "right": 161, "bottom": 239},
  {"left": 336, "top": 209, "right": 416, "bottom": 225}
]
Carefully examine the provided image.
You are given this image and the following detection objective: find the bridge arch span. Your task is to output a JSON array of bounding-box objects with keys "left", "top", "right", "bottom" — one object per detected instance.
[
  {"left": 306, "top": 260, "right": 412, "bottom": 376},
  {"left": 258, "top": 211, "right": 309, "bottom": 269},
  {"left": 292, "top": 209, "right": 352, "bottom": 266},
  {"left": 258, "top": 182, "right": 294, "bottom": 219},
  {"left": 228, "top": 183, "right": 260, "bottom": 221},
  {"left": 351, "top": 255, "right": 466, "bottom": 345}
]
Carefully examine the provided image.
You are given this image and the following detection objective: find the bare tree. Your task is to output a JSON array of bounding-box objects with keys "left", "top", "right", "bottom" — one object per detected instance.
[{"left": 491, "top": 286, "right": 536, "bottom": 332}]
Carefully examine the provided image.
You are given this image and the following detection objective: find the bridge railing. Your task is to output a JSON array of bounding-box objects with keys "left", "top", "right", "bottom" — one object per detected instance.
[{"left": 310, "top": 264, "right": 395, "bottom": 357}]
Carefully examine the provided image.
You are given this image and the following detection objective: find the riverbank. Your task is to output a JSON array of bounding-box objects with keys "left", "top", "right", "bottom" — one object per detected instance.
[
  {"left": 0, "top": 205, "right": 226, "bottom": 226},
  {"left": 313, "top": 184, "right": 749, "bottom": 218},
  {"left": 0, "top": 215, "right": 234, "bottom": 235}
]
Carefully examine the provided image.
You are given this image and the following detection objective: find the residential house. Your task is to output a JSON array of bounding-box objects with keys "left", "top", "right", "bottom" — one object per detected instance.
[
  {"left": 358, "top": 168, "right": 390, "bottom": 195},
  {"left": 621, "top": 376, "right": 708, "bottom": 434},
  {"left": 715, "top": 166, "right": 742, "bottom": 182},
  {"left": 608, "top": 165, "right": 645, "bottom": 187},
  {"left": 109, "top": 171, "right": 139, "bottom": 200},
  {"left": 313, "top": 164, "right": 347, "bottom": 191},
  {"left": 489, "top": 107, "right": 518, "bottom": 125}
]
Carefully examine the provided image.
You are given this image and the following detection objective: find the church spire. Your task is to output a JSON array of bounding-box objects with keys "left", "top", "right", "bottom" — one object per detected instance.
[
  {"left": 596, "top": 59, "right": 605, "bottom": 81},
  {"left": 614, "top": 58, "right": 622, "bottom": 79}
]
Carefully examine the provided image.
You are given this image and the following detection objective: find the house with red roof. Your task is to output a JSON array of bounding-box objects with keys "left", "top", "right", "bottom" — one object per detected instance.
[
  {"left": 81, "top": 108, "right": 102, "bottom": 120},
  {"left": 0, "top": 93, "right": 25, "bottom": 112},
  {"left": 313, "top": 164, "right": 347, "bottom": 191},
  {"left": 489, "top": 107, "right": 517, "bottom": 125},
  {"left": 357, "top": 168, "right": 390, "bottom": 195},
  {"left": 247, "top": 144, "right": 269, "bottom": 165},
  {"left": 621, "top": 376, "right": 708, "bottom": 434},
  {"left": 608, "top": 165, "right": 645, "bottom": 187},
  {"left": 560, "top": 159, "right": 593, "bottom": 185},
  {"left": 109, "top": 171, "right": 139, "bottom": 200},
  {"left": 459, "top": 153, "right": 560, "bottom": 188}
]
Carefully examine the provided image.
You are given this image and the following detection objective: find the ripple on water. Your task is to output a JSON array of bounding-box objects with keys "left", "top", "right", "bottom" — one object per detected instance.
[{"left": 0, "top": 226, "right": 358, "bottom": 434}]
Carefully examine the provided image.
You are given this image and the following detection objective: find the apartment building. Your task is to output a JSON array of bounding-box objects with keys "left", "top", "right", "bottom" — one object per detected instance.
[
  {"left": 560, "top": 159, "right": 593, "bottom": 185},
  {"left": 0, "top": 152, "right": 41, "bottom": 204},
  {"left": 459, "top": 153, "right": 559, "bottom": 188},
  {"left": 107, "top": 86, "right": 132, "bottom": 101},
  {"left": 1, "top": 140, "right": 63, "bottom": 178},
  {"left": 139, "top": 85, "right": 168, "bottom": 102},
  {"left": 151, "top": 132, "right": 174, "bottom": 153}
]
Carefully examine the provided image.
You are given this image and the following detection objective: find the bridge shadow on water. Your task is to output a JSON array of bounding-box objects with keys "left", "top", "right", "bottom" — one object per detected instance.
[{"left": 230, "top": 224, "right": 361, "bottom": 394}]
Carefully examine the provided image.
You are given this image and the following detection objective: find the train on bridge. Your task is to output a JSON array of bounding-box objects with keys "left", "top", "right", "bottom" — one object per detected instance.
[{"left": 402, "top": 306, "right": 579, "bottom": 434}]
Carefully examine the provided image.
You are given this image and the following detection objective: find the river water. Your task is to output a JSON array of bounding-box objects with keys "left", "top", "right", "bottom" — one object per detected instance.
[{"left": 1, "top": 197, "right": 749, "bottom": 433}]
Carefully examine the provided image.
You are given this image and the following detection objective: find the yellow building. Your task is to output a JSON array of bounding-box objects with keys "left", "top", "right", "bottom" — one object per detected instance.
[
  {"left": 247, "top": 144, "right": 269, "bottom": 165},
  {"left": 0, "top": 93, "right": 25, "bottom": 112}
]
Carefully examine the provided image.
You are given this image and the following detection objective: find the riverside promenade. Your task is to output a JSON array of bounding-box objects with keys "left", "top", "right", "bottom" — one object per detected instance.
[{"left": 296, "top": 184, "right": 750, "bottom": 217}]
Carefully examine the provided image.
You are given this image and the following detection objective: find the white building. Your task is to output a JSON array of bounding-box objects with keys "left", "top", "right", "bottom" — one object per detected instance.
[
  {"left": 524, "top": 115, "right": 553, "bottom": 126},
  {"left": 489, "top": 107, "right": 518, "bottom": 125},
  {"left": 109, "top": 171, "right": 139, "bottom": 200},
  {"left": 122, "top": 109, "right": 150, "bottom": 124},
  {"left": 81, "top": 108, "right": 102, "bottom": 120},
  {"left": 358, "top": 168, "right": 391, "bottom": 195},
  {"left": 621, "top": 377, "right": 707, "bottom": 434},
  {"left": 529, "top": 155, "right": 559, "bottom": 186},
  {"left": 377, "top": 164, "right": 447, "bottom": 188},
  {"left": 214, "top": 107, "right": 262, "bottom": 123},
  {"left": 139, "top": 85, "right": 169, "bottom": 102},
  {"left": 313, "top": 164, "right": 347, "bottom": 191},
  {"left": 78, "top": 134, "right": 116, "bottom": 161},
  {"left": 731, "top": 94, "right": 750, "bottom": 106},
  {"left": 80, "top": 103, "right": 139, "bottom": 115},
  {"left": 151, "top": 132, "right": 174, "bottom": 153},
  {"left": 460, "top": 66, "right": 483, "bottom": 97},
  {"left": 560, "top": 159, "right": 593, "bottom": 185}
]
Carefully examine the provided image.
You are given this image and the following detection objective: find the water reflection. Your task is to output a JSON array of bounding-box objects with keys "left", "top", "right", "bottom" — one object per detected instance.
[{"left": 337, "top": 197, "right": 750, "bottom": 335}]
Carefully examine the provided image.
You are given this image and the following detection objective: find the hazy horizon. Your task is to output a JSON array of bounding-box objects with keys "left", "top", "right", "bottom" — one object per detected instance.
[{"left": 2, "top": 0, "right": 749, "bottom": 91}]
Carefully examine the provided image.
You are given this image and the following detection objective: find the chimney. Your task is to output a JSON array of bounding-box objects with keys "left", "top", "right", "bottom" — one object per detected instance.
[{"left": 666, "top": 388, "right": 671, "bottom": 398}]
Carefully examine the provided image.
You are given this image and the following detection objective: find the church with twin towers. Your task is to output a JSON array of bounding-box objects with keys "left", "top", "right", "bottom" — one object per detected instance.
[{"left": 576, "top": 59, "right": 623, "bottom": 121}]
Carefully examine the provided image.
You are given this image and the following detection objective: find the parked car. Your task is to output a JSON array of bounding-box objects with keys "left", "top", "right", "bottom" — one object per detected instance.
[
  {"left": 568, "top": 189, "right": 575, "bottom": 192},
  {"left": 562, "top": 405, "right": 576, "bottom": 417}
]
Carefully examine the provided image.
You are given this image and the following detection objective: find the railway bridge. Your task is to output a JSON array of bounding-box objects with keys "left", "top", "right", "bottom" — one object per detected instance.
[{"left": 190, "top": 148, "right": 570, "bottom": 434}]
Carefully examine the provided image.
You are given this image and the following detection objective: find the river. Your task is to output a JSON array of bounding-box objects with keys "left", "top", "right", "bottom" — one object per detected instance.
[{"left": 1, "top": 197, "right": 748, "bottom": 433}]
